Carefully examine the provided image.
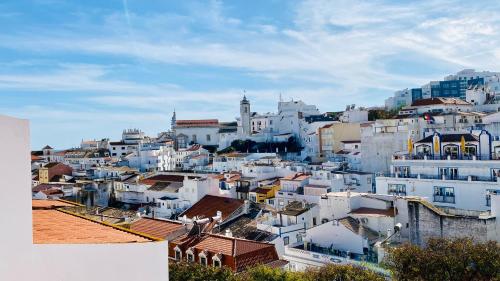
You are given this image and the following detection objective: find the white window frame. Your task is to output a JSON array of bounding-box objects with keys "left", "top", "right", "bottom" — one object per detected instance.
[
  {"left": 212, "top": 254, "right": 222, "bottom": 267},
  {"left": 174, "top": 246, "right": 182, "bottom": 261},
  {"left": 186, "top": 248, "right": 195, "bottom": 263},
  {"left": 199, "top": 251, "right": 208, "bottom": 266}
]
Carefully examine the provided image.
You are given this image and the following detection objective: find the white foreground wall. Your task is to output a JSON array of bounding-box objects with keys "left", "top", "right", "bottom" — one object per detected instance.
[{"left": 0, "top": 115, "right": 169, "bottom": 281}]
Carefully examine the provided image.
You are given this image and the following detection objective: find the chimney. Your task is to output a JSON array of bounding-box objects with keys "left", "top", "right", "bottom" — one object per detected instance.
[
  {"left": 243, "top": 200, "right": 250, "bottom": 214},
  {"left": 225, "top": 229, "right": 233, "bottom": 237}
]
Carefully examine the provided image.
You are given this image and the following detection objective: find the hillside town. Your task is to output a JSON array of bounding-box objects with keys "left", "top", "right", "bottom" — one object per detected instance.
[{"left": 25, "top": 69, "right": 500, "bottom": 275}]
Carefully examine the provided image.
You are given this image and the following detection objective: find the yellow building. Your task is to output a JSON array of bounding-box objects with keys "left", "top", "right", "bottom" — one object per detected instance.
[
  {"left": 249, "top": 184, "right": 280, "bottom": 203},
  {"left": 319, "top": 123, "right": 361, "bottom": 157}
]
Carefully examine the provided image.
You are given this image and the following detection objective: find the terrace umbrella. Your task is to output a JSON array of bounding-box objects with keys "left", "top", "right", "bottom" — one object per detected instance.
[
  {"left": 407, "top": 138, "right": 413, "bottom": 154},
  {"left": 460, "top": 136, "right": 466, "bottom": 154}
]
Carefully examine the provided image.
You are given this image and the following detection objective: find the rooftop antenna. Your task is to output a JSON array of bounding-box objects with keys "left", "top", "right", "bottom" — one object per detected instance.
[{"left": 279, "top": 92, "right": 283, "bottom": 102}]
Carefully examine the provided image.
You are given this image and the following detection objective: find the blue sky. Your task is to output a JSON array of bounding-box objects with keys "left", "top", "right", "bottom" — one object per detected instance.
[{"left": 1, "top": 0, "right": 500, "bottom": 150}]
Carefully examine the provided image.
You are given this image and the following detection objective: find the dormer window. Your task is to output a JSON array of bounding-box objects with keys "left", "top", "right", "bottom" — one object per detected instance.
[
  {"left": 174, "top": 246, "right": 182, "bottom": 261},
  {"left": 199, "top": 251, "right": 208, "bottom": 266},
  {"left": 186, "top": 248, "right": 195, "bottom": 263},
  {"left": 212, "top": 254, "right": 222, "bottom": 267}
]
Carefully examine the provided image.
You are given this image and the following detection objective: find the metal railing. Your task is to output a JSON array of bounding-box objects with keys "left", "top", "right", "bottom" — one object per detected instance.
[
  {"left": 377, "top": 173, "right": 498, "bottom": 183},
  {"left": 433, "top": 195, "right": 455, "bottom": 204}
]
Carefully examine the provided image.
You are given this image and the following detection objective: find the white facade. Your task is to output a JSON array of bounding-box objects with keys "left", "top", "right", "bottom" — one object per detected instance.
[
  {"left": 0, "top": 115, "right": 169, "bottom": 281},
  {"left": 175, "top": 126, "right": 220, "bottom": 147},
  {"left": 339, "top": 106, "right": 368, "bottom": 123},
  {"left": 376, "top": 157, "right": 500, "bottom": 211}
]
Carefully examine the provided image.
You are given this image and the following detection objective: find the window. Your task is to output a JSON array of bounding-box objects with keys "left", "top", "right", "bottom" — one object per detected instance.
[
  {"left": 174, "top": 248, "right": 182, "bottom": 261},
  {"left": 121, "top": 146, "right": 125, "bottom": 149},
  {"left": 434, "top": 187, "right": 455, "bottom": 203},
  {"left": 112, "top": 153, "right": 116, "bottom": 156},
  {"left": 212, "top": 256, "right": 222, "bottom": 267},
  {"left": 200, "top": 256, "right": 207, "bottom": 265},
  {"left": 283, "top": 236, "right": 289, "bottom": 245},
  {"left": 312, "top": 217, "right": 317, "bottom": 226},
  {"left": 192, "top": 135, "right": 197, "bottom": 143},
  {"left": 486, "top": 190, "right": 500, "bottom": 206},
  {"left": 296, "top": 234, "right": 302, "bottom": 243},
  {"left": 464, "top": 145, "right": 476, "bottom": 157},
  {"left": 394, "top": 166, "right": 410, "bottom": 178},
  {"left": 187, "top": 253, "right": 194, "bottom": 263},
  {"left": 206, "top": 134, "right": 211, "bottom": 141},
  {"left": 112, "top": 147, "right": 116, "bottom": 150},
  {"left": 491, "top": 169, "right": 500, "bottom": 180},
  {"left": 388, "top": 184, "right": 406, "bottom": 196},
  {"left": 443, "top": 145, "right": 459, "bottom": 158},
  {"left": 439, "top": 167, "right": 458, "bottom": 180}
]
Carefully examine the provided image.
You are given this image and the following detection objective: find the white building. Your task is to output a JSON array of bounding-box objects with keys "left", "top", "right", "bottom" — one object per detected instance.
[
  {"left": 0, "top": 114, "right": 169, "bottom": 281},
  {"left": 339, "top": 105, "right": 368, "bottom": 123},
  {"left": 174, "top": 119, "right": 220, "bottom": 148},
  {"left": 376, "top": 131, "right": 499, "bottom": 211}
]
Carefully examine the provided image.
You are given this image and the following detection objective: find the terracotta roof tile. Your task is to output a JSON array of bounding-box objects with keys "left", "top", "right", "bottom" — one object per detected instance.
[
  {"left": 349, "top": 207, "right": 396, "bottom": 217},
  {"left": 32, "top": 199, "right": 80, "bottom": 209},
  {"left": 33, "top": 209, "right": 152, "bottom": 244},
  {"left": 180, "top": 195, "right": 244, "bottom": 222},
  {"left": 175, "top": 119, "right": 219, "bottom": 128},
  {"left": 282, "top": 172, "right": 310, "bottom": 181},
  {"left": 130, "top": 218, "right": 184, "bottom": 239}
]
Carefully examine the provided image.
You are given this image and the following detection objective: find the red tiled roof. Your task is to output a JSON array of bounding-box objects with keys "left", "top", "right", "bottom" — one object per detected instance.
[
  {"left": 171, "top": 233, "right": 279, "bottom": 272},
  {"left": 176, "top": 119, "right": 219, "bottom": 128},
  {"left": 32, "top": 199, "right": 80, "bottom": 209},
  {"left": 180, "top": 195, "right": 244, "bottom": 221},
  {"left": 33, "top": 209, "right": 152, "bottom": 244},
  {"left": 32, "top": 183, "right": 66, "bottom": 193},
  {"left": 31, "top": 154, "right": 43, "bottom": 161},
  {"left": 349, "top": 207, "right": 396, "bottom": 217},
  {"left": 130, "top": 218, "right": 184, "bottom": 239},
  {"left": 185, "top": 144, "right": 202, "bottom": 151},
  {"left": 282, "top": 172, "right": 310, "bottom": 181},
  {"left": 251, "top": 187, "right": 272, "bottom": 194},
  {"left": 41, "top": 189, "right": 64, "bottom": 196},
  {"left": 411, "top": 97, "right": 471, "bottom": 107},
  {"left": 139, "top": 174, "right": 196, "bottom": 185}
]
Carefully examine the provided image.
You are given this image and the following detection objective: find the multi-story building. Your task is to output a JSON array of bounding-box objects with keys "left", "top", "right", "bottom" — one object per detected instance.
[
  {"left": 318, "top": 123, "right": 361, "bottom": 158},
  {"left": 376, "top": 131, "right": 499, "bottom": 211},
  {"left": 174, "top": 119, "right": 220, "bottom": 148},
  {"left": 38, "top": 162, "right": 73, "bottom": 184}
]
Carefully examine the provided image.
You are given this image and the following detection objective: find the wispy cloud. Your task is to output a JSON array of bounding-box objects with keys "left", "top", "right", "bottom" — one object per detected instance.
[{"left": 2, "top": 0, "right": 500, "bottom": 148}]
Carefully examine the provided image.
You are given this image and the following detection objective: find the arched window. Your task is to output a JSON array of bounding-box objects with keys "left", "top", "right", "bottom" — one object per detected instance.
[
  {"left": 212, "top": 254, "right": 222, "bottom": 267},
  {"left": 174, "top": 246, "right": 182, "bottom": 261},
  {"left": 199, "top": 251, "right": 208, "bottom": 266},
  {"left": 186, "top": 248, "right": 195, "bottom": 263}
]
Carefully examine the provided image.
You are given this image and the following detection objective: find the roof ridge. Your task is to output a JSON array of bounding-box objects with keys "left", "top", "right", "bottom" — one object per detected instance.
[{"left": 56, "top": 208, "right": 163, "bottom": 242}]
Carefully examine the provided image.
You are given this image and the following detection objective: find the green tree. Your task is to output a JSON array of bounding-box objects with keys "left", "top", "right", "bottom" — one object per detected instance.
[
  {"left": 384, "top": 237, "right": 500, "bottom": 281},
  {"left": 169, "top": 262, "right": 236, "bottom": 281}
]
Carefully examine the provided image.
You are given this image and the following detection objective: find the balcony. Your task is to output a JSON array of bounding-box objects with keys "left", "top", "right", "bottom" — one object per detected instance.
[
  {"left": 393, "top": 154, "right": 492, "bottom": 161},
  {"left": 377, "top": 173, "right": 498, "bottom": 183},
  {"left": 284, "top": 244, "right": 389, "bottom": 276},
  {"left": 433, "top": 195, "right": 455, "bottom": 204}
]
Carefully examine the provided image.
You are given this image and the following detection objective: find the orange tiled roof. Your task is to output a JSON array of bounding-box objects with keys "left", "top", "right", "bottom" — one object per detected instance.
[
  {"left": 139, "top": 174, "right": 194, "bottom": 185},
  {"left": 411, "top": 97, "right": 471, "bottom": 107},
  {"left": 175, "top": 119, "right": 219, "bottom": 128},
  {"left": 282, "top": 172, "right": 310, "bottom": 181},
  {"left": 130, "top": 218, "right": 184, "bottom": 239},
  {"left": 349, "top": 207, "right": 396, "bottom": 217},
  {"left": 32, "top": 199, "right": 80, "bottom": 209},
  {"left": 33, "top": 209, "right": 153, "bottom": 244},
  {"left": 180, "top": 195, "right": 243, "bottom": 221},
  {"left": 172, "top": 233, "right": 279, "bottom": 272},
  {"left": 31, "top": 154, "right": 43, "bottom": 161}
]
